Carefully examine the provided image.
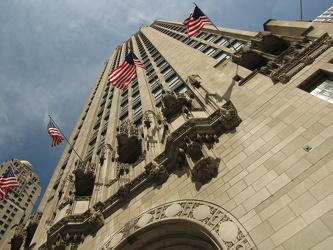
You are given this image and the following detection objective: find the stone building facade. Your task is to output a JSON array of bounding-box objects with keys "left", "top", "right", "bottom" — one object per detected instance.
[
  {"left": 28, "top": 15, "right": 333, "bottom": 250},
  {"left": 0, "top": 159, "right": 41, "bottom": 249}
]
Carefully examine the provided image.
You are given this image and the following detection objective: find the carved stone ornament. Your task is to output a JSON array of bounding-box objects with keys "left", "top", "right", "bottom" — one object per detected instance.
[
  {"left": 99, "top": 200, "right": 256, "bottom": 250},
  {"left": 11, "top": 223, "right": 27, "bottom": 250},
  {"left": 116, "top": 120, "right": 143, "bottom": 164},
  {"left": 41, "top": 208, "right": 104, "bottom": 249},
  {"left": 191, "top": 156, "right": 221, "bottom": 184},
  {"left": 187, "top": 74, "right": 202, "bottom": 89},
  {"left": 74, "top": 160, "right": 96, "bottom": 174},
  {"left": 117, "top": 182, "right": 131, "bottom": 198},
  {"left": 219, "top": 100, "right": 242, "bottom": 130},
  {"left": 145, "top": 162, "right": 169, "bottom": 185},
  {"left": 88, "top": 208, "right": 104, "bottom": 227},
  {"left": 161, "top": 90, "right": 192, "bottom": 122},
  {"left": 269, "top": 33, "right": 333, "bottom": 83}
]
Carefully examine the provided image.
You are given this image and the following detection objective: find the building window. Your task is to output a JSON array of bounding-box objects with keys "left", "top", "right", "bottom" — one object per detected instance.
[
  {"left": 309, "top": 79, "right": 333, "bottom": 104},
  {"left": 197, "top": 32, "right": 206, "bottom": 39},
  {"left": 120, "top": 113, "right": 129, "bottom": 123},
  {"left": 215, "top": 52, "right": 230, "bottom": 61},
  {"left": 205, "top": 35, "right": 216, "bottom": 42},
  {"left": 298, "top": 71, "right": 333, "bottom": 104},
  {"left": 162, "top": 67, "right": 173, "bottom": 78},
  {"left": 133, "top": 104, "right": 142, "bottom": 117},
  {"left": 215, "top": 37, "right": 229, "bottom": 46},
  {"left": 167, "top": 75, "right": 181, "bottom": 90},
  {"left": 231, "top": 41, "right": 243, "bottom": 50},
  {"left": 205, "top": 48, "right": 216, "bottom": 56},
  {"left": 153, "top": 87, "right": 163, "bottom": 101},
  {"left": 195, "top": 43, "right": 205, "bottom": 51}
]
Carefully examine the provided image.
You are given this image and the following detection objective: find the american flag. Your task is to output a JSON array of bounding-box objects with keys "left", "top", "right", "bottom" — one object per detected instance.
[
  {"left": 47, "top": 119, "right": 64, "bottom": 147},
  {"left": 0, "top": 167, "right": 19, "bottom": 200},
  {"left": 183, "top": 6, "right": 212, "bottom": 38},
  {"left": 108, "top": 52, "right": 144, "bottom": 90},
  {"left": 0, "top": 188, "right": 5, "bottom": 200}
]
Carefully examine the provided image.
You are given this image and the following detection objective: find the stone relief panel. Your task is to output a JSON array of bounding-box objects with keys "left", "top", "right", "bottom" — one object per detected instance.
[{"left": 100, "top": 200, "right": 255, "bottom": 250}]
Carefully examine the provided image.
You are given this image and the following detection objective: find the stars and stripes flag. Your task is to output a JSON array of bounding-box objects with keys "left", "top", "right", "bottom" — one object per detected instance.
[
  {"left": 0, "top": 188, "right": 5, "bottom": 200},
  {"left": 108, "top": 52, "right": 144, "bottom": 90},
  {"left": 183, "top": 5, "right": 212, "bottom": 38},
  {"left": 0, "top": 166, "right": 19, "bottom": 200},
  {"left": 47, "top": 118, "right": 64, "bottom": 147}
]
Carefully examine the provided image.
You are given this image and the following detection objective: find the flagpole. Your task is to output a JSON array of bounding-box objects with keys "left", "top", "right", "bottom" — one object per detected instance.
[{"left": 48, "top": 115, "right": 84, "bottom": 162}]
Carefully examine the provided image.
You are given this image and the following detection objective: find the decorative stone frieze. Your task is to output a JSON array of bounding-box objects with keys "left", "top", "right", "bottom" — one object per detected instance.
[
  {"left": 99, "top": 143, "right": 112, "bottom": 165},
  {"left": 233, "top": 31, "right": 333, "bottom": 84},
  {"left": 269, "top": 33, "right": 333, "bottom": 83},
  {"left": 99, "top": 200, "right": 255, "bottom": 250},
  {"left": 58, "top": 174, "right": 75, "bottom": 210},
  {"left": 74, "top": 160, "right": 96, "bottom": 175},
  {"left": 39, "top": 208, "right": 104, "bottom": 250},
  {"left": 116, "top": 162, "right": 130, "bottom": 178}
]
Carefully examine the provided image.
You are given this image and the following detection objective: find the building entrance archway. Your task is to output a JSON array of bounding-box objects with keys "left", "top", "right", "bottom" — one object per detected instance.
[
  {"left": 100, "top": 200, "right": 255, "bottom": 250},
  {"left": 114, "top": 219, "right": 222, "bottom": 250}
]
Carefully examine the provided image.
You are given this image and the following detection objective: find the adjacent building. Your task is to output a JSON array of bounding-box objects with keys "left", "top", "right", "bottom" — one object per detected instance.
[
  {"left": 27, "top": 9, "right": 333, "bottom": 250},
  {"left": 314, "top": 5, "right": 333, "bottom": 23},
  {"left": 0, "top": 159, "right": 41, "bottom": 249}
]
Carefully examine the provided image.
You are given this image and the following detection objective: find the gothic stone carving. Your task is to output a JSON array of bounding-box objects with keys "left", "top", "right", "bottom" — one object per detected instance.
[
  {"left": 187, "top": 74, "right": 202, "bottom": 89},
  {"left": 145, "top": 162, "right": 169, "bottom": 185},
  {"left": 88, "top": 207, "right": 104, "bottom": 227},
  {"left": 161, "top": 90, "right": 192, "bottom": 122},
  {"left": 74, "top": 160, "right": 96, "bottom": 174},
  {"left": 219, "top": 100, "right": 242, "bottom": 130},
  {"left": 116, "top": 120, "right": 144, "bottom": 164},
  {"left": 99, "top": 200, "right": 255, "bottom": 250},
  {"left": 58, "top": 174, "right": 75, "bottom": 210},
  {"left": 191, "top": 156, "right": 221, "bottom": 184},
  {"left": 117, "top": 182, "right": 131, "bottom": 198}
]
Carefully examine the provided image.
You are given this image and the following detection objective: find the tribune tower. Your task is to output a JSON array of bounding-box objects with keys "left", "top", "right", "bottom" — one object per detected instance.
[{"left": 14, "top": 13, "right": 333, "bottom": 250}]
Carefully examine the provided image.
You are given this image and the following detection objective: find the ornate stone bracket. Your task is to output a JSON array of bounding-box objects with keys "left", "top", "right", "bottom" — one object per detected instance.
[
  {"left": 233, "top": 31, "right": 333, "bottom": 84},
  {"left": 161, "top": 90, "right": 192, "bottom": 122},
  {"left": 116, "top": 120, "right": 144, "bottom": 164},
  {"left": 117, "top": 182, "right": 131, "bottom": 198},
  {"left": 99, "top": 143, "right": 113, "bottom": 165},
  {"left": 39, "top": 208, "right": 104, "bottom": 250},
  {"left": 219, "top": 100, "right": 242, "bottom": 130},
  {"left": 269, "top": 33, "right": 333, "bottom": 83},
  {"left": 11, "top": 223, "right": 27, "bottom": 250},
  {"left": 190, "top": 157, "right": 221, "bottom": 184},
  {"left": 74, "top": 160, "right": 96, "bottom": 175}
]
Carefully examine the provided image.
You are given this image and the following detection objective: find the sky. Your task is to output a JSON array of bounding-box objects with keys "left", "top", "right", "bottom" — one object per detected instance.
[{"left": 0, "top": 0, "right": 332, "bottom": 210}]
